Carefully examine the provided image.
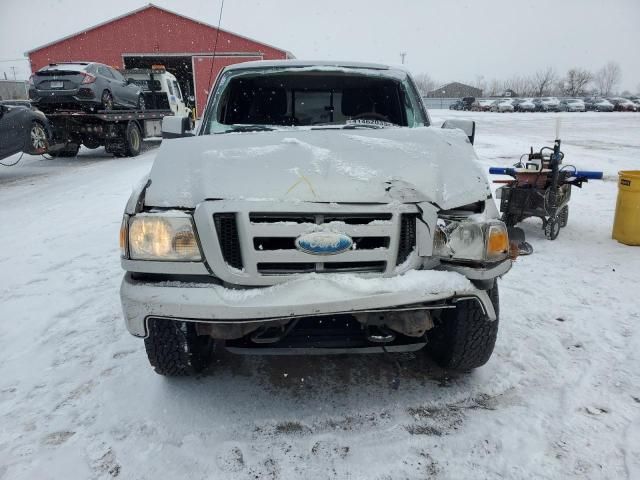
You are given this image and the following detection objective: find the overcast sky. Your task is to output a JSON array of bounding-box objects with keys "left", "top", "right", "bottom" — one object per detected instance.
[{"left": 1, "top": 0, "right": 639, "bottom": 92}]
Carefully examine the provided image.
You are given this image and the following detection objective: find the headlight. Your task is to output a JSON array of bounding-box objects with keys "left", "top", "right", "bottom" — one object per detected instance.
[
  {"left": 125, "top": 212, "right": 202, "bottom": 261},
  {"left": 434, "top": 219, "right": 509, "bottom": 263}
]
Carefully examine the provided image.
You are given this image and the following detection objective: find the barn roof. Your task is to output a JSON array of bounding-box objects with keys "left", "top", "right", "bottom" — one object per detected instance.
[{"left": 25, "top": 3, "right": 293, "bottom": 58}]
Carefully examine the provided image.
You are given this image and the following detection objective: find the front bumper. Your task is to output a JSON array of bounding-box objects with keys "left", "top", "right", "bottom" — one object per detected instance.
[{"left": 120, "top": 266, "right": 506, "bottom": 337}]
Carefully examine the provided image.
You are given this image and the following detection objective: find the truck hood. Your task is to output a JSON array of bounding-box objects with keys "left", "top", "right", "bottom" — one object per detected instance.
[{"left": 144, "top": 127, "right": 491, "bottom": 209}]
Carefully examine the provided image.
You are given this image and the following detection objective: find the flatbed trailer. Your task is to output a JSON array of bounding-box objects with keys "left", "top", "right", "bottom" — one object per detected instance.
[{"left": 45, "top": 109, "right": 173, "bottom": 157}]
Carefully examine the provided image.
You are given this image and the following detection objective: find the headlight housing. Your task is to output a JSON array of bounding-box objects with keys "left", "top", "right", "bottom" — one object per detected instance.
[
  {"left": 122, "top": 212, "right": 202, "bottom": 261},
  {"left": 433, "top": 218, "right": 509, "bottom": 263}
]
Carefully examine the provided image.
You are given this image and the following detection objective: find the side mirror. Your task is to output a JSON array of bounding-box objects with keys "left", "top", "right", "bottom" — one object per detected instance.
[
  {"left": 442, "top": 119, "right": 476, "bottom": 145},
  {"left": 162, "top": 115, "right": 194, "bottom": 139}
]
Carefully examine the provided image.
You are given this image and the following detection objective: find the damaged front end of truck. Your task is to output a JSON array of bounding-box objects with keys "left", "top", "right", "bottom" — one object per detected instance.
[{"left": 119, "top": 61, "right": 512, "bottom": 375}]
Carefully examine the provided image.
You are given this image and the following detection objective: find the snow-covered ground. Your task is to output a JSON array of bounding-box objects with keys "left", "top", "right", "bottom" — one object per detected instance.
[{"left": 1, "top": 113, "right": 639, "bottom": 479}]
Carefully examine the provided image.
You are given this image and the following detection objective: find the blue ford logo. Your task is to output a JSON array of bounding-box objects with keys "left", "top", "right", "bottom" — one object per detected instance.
[{"left": 295, "top": 231, "right": 353, "bottom": 255}]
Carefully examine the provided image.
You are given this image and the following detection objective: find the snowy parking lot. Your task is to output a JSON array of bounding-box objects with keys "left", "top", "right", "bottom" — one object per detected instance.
[{"left": 1, "top": 112, "right": 639, "bottom": 479}]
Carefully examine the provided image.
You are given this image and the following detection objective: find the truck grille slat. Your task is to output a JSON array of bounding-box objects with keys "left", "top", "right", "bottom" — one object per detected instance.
[
  {"left": 396, "top": 214, "right": 417, "bottom": 265},
  {"left": 213, "top": 213, "right": 243, "bottom": 270}
]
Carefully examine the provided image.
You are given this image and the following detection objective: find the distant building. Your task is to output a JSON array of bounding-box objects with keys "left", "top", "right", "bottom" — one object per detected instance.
[
  {"left": 427, "top": 82, "right": 482, "bottom": 98},
  {"left": 500, "top": 89, "right": 518, "bottom": 98},
  {"left": 0, "top": 80, "right": 28, "bottom": 101}
]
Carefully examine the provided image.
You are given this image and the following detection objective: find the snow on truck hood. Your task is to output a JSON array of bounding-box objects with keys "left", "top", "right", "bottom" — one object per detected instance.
[{"left": 144, "top": 127, "right": 491, "bottom": 209}]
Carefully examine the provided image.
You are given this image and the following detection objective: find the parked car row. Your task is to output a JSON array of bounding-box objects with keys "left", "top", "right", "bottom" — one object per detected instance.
[{"left": 468, "top": 96, "right": 640, "bottom": 112}]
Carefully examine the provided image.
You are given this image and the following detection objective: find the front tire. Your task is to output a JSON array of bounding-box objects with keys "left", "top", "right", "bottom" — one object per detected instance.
[
  {"left": 144, "top": 319, "right": 214, "bottom": 376},
  {"left": 426, "top": 285, "right": 500, "bottom": 371}
]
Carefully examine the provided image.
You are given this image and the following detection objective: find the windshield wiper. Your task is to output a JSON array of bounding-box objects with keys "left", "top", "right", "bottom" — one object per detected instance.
[
  {"left": 310, "top": 123, "right": 393, "bottom": 130},
  {"left": 218, "top": 125, "right": 276, "bottom": 134},
  {"left": 341, "top": 123, "right": 387, "bottom": 129}
]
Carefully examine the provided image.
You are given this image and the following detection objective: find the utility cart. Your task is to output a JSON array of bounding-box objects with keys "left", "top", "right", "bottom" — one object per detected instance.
[{"left": 490, "top": 139, "right": 602, "bottom": 240}]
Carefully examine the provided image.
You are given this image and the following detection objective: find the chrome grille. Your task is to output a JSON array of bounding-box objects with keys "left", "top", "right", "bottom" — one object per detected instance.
[{"left": 195, "top": 201, "right": 424, "bottom": 286}]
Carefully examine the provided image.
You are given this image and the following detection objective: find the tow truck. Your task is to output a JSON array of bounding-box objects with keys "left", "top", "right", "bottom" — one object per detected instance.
[{"left": 45, "top": 66, "right": 191, "bottom": 158}]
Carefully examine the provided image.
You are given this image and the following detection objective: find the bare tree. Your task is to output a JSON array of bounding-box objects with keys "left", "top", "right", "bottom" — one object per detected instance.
[
  {"left": 413, "top": 73, "right": 438, "bottom": 96},
  {"left": 594, "top": 61, "right": 621, "bottom": 96},
  {"left": 561, "top": 68, "right": 592, "bottom": 97},
  {"left": 502, "top": 75, "right": 535, "bottom": 97},
  {"left": 532, "top": 67, "right": 557, "bottom": 97},
  {"left": 487, "top": 78, "right": 501, "bottom": 97},
  {"left": 472, "top": 75, "right": 487, "bottom": 95}
]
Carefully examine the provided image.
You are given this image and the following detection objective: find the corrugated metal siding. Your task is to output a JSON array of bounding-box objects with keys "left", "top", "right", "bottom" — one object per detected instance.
[{"left": 0, "top": 81, "right": 28, "bottom": 100}]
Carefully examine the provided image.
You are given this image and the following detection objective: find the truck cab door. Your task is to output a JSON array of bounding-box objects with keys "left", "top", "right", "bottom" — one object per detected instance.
[{"left": 165, "top": 79, "right": 178, "bottom": 115}]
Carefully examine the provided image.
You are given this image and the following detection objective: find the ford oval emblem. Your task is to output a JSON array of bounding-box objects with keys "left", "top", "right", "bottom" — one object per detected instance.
[{"left": 295, "top": 231, "right": 353, "bottom": 255}]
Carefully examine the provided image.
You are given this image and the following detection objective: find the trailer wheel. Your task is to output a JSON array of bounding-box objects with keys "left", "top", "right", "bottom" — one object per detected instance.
[
  {"left": 544, "top": 217, "right": 560, "bottom": 240},
  {"left": 124, "top": 122, "right": 142, "bottom": 157},
  {"left": 558, "top": 206, "right": 569, "bottom": 228},
  {"left": 426, "top": 284, "right": 500, "bottom": 371}
]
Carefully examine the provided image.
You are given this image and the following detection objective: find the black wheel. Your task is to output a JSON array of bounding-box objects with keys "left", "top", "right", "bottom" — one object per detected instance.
[
  {"left": 101, "top": 90, "right": 114, "bottom": 111},
  {"left": 137, "top": 95, "right": 146, "bottom": 111},
  {"left": 124, "top": 122, "right": 142, "bottom": 157},
  {"left": 426, "top": 284, "right": 500, "bottom": 371},
  {"left": 558, "top": 206, "right": 569, "bottom": 228},
  {"left": 144, "top": 319, "right": 214, "bottom": 376},
  {"left": 49, "top": 143, "right": 80, "bottom": 158},
  {"left": 27, "top": 121, "right": 48, "bottom": 154},
  {"left": 82, "top": 138, "right": 101, "bottom": 149},
  {"left": 544, "top": 217, "right": 560, "bottom": 240}
]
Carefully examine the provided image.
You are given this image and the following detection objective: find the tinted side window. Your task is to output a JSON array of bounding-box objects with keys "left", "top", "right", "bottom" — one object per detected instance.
[
  {"left": 172, "top": 81, "right": 183, "bottom": 100},
  {"left": 110, "top": 68, "right": 125, "bottom": 82},
  {"left": 98, "top": 66, "right": 114, "bottom": 79}
]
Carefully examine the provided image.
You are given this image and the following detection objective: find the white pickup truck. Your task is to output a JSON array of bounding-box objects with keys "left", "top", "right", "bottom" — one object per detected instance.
[{"left": 119, "top": 60, "right": 512, "bottom": 376}]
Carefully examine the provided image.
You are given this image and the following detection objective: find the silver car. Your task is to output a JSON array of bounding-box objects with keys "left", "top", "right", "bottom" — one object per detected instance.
[
  {"left": 559, "top": 99, "right": 586, "bottom": 112},
  {"left": 490, "top": 99, "right": 514, "bottom": 112}
]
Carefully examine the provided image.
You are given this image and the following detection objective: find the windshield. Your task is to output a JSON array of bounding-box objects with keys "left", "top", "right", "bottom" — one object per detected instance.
[{"left": 201, "top": 67, "right": 428, "bottom": 134}]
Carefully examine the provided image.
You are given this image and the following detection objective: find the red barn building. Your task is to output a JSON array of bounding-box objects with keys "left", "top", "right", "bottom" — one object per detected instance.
[{"left": 26, "top": 4, "right": 293, "bottom": 116}]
